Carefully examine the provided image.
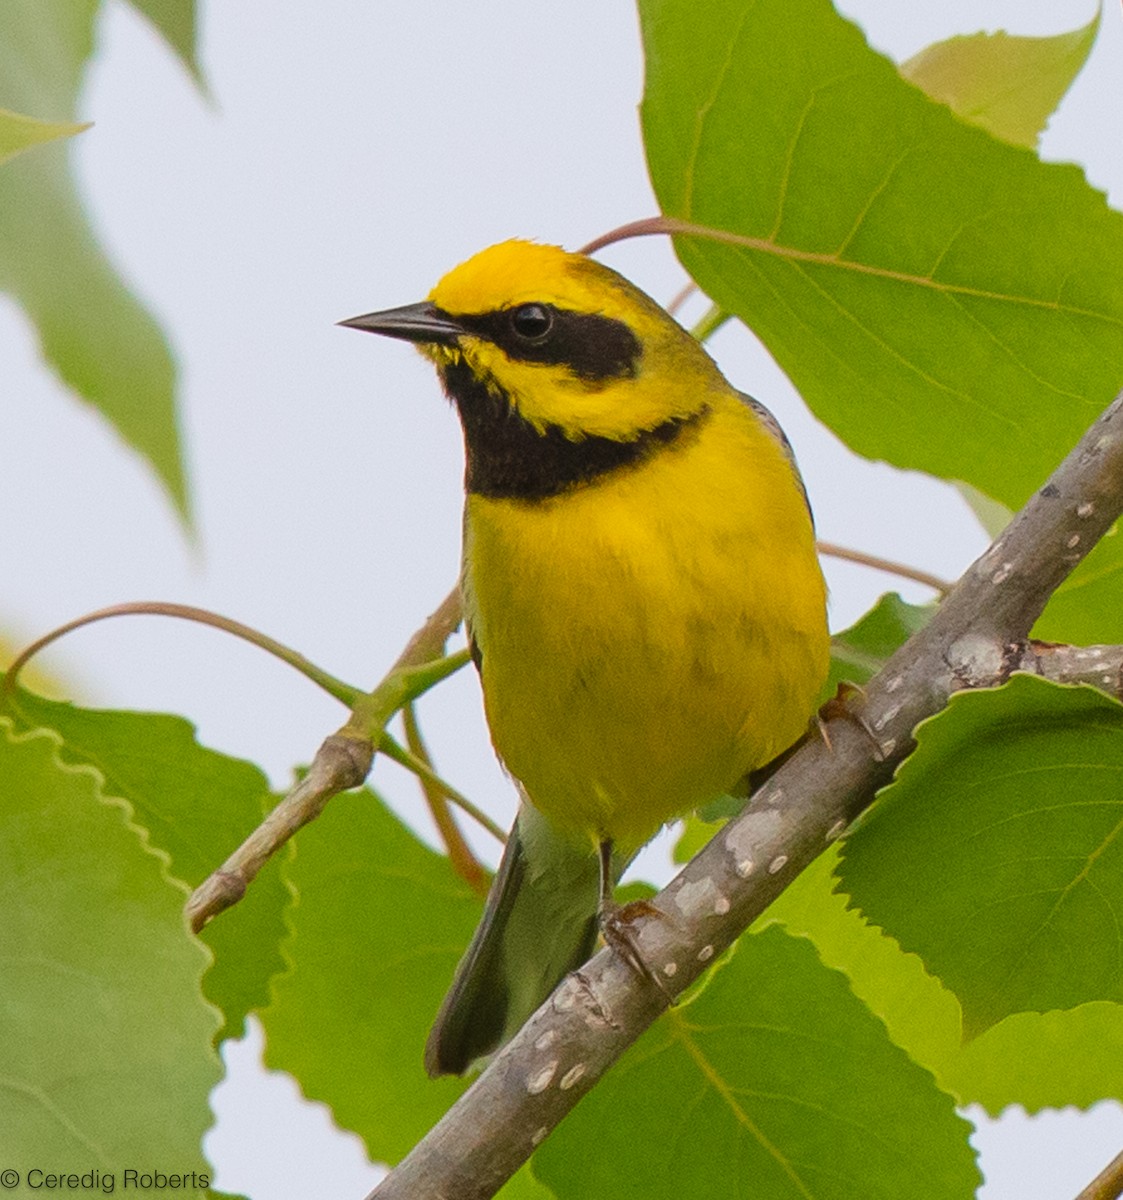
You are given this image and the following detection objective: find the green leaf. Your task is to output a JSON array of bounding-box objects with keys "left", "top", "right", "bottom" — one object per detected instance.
[
  {"left": 0, "top": 106, "right": 88, "bottom": 166},
  {"left": 946, "top": 1003, "right": 1123, "bottom": 1115},
  {"left": 1032, "top": 524, "right": 1123, "bottom": 645},
  {"left": 5, "top": 686, "right": 287, "bottom": 1041},
  {"left": 838, "top": 675, "right": 1123, "bottom": 1037},
  {"left": 763, "top": 845, "right": 1123, "bottom": 1114},
  {"left": 0, "top": 0, "right": 189, "bottom": 520},
  {"left": 198, "top": 852, "right": 291, "bottom": 1044},
  {"left": 672, "top": 813, "right": 723, "bottom": 864},
  {"left": 956, "top": 481, "right": 1012, "bottom": 539},
  {"left": 639, "top": 0, "right": 1123, "bottom": 512},
  {"left": 262, "top": 787, "right": 482, "bottom": 1164},
  {"left": 0, "top": 720, "right": 220, "bottom": 1188},
  {"left": 534, "top": 927, "right": 979, "bottom": 1199},
  {"left": 125, "top": 0, "right": 206, "bottom": 89},
  {"left": 502, "top": 1167, "right": 556, "bottom": 1200},
  {"left": 900, "top": 10, "right": 1100, "bottom": 149}
]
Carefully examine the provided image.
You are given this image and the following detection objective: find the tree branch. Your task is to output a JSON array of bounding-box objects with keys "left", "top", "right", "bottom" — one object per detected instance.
[
  {"left": 1075, "top": 1146, "right": 1123, "bottom": 1200},
  {"left": 365, "top": 393, "right": 1123, "bottom": 1200}
]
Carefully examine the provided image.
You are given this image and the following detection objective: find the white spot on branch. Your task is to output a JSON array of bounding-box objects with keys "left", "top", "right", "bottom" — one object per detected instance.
[
  {"left": 723, "top": 807, "right": 783, "bottom": 869},
  {"left": 672, "top": 876, "right": 719, "bottom": 918},
  {"left": 527, "top": 1062, "right": 558, "bottom": 1094},
  {"left": 559, "top": 1063, "right": 587, "bottom": 1090}
]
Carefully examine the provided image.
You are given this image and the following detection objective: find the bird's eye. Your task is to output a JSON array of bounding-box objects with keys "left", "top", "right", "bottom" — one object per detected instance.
[{"left": 510, "top": 304, "right": 553, "bottom": 341}]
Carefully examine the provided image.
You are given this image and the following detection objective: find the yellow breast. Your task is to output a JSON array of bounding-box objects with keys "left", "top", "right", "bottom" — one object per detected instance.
[{"left": 462, "top": 396, "right": 829, "bottom": 851}]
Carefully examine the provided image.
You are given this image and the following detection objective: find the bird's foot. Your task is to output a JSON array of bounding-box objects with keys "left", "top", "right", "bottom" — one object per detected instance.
[
  {"left": 816, "top": 681, "right": 885, "bottom": 759},
  {"left": 598, "top": 898, "right": 676, "bottom": 1004}
]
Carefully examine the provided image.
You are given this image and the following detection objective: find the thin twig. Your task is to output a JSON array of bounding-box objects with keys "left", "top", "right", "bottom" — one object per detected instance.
[
  {"left": 1075, "top": 1147, "right": 1123, "bottom": 1200},
  {"left": 388, "top": 586, "right": 463, "bottom": 673},
  {"left": 817, "top": 540, "right": 953, "bottom": 596},
  {"left": 0, "top": 601, "right": 363, "bottom": 707},
  {"left": 665, "top": 280, "right": 697, "bottom": 315},
  {"left": 404, "top": 705, "right": 496, "bottom": 879},
  {"left": 186, "top": 586, "right": 465, "bottom": 931},
  {"left": 367, "top": 392, "right": 1123, "bottom": 1200},
  {"left": 187, "top": 735, "right": 373, "bottom": 930},
  {"left": 402, "top": 705, "right": 493, "bottom": 895},
  {"left": 380, "top": 727, "right": 506, "bottom": 846}
]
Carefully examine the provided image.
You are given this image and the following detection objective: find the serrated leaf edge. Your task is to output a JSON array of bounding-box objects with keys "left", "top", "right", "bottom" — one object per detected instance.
[{"left": 0, "top": 716, "right": 227, "bottom": 1170}]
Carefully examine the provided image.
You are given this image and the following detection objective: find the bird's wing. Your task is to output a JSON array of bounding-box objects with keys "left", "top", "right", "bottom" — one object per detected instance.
[{"left": 737, "top": 389, "right": 813, "bottom": 526}]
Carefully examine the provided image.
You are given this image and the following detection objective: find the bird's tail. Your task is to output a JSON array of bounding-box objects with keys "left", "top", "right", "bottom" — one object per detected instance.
[{"left": 424, "top": 804, "right": 604, "bottom": 1077}]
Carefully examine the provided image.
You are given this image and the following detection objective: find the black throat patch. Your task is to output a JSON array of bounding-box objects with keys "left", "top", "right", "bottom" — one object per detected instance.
[{"left": 439, "top": 358, "right": 707, "bottom": 501}]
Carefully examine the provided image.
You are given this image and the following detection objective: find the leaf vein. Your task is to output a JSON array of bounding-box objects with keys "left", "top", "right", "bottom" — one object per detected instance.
[{"left": 668, "top": 1009, "right": 815, "bottom": 1198}]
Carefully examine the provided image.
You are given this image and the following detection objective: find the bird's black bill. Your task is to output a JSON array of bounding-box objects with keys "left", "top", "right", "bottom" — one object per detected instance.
[{"left": 338, "top": 301, "right": 463, "bottom": 346}]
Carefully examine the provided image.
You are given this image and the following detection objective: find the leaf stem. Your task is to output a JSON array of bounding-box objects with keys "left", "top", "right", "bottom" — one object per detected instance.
[
  {"left": 0, "top": 601, "right": 363, "bottom": 707},
  {"left": 380, "top": 726, "right": 506, "bottom": 846},
  {"left": 816, "top": 541, "right": 953, "bottom": 596},
  {"left": 1075, "top": 1146, "right": 1123, "bottom": 1200},
  {"left": 665, "top": 281, "right": 697, "bottom": 315},
  {"left": 689, "top": 303, "right": 732, "bottom": 342},
  {"left": 344, "top": 648, "right": 471, "bottom": 741},
  {"left": 403, "top": 703, "right": 492, "bottom": 895},
  {"left": 186, "top": 585, "right": 469, "bottom": 931}
]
